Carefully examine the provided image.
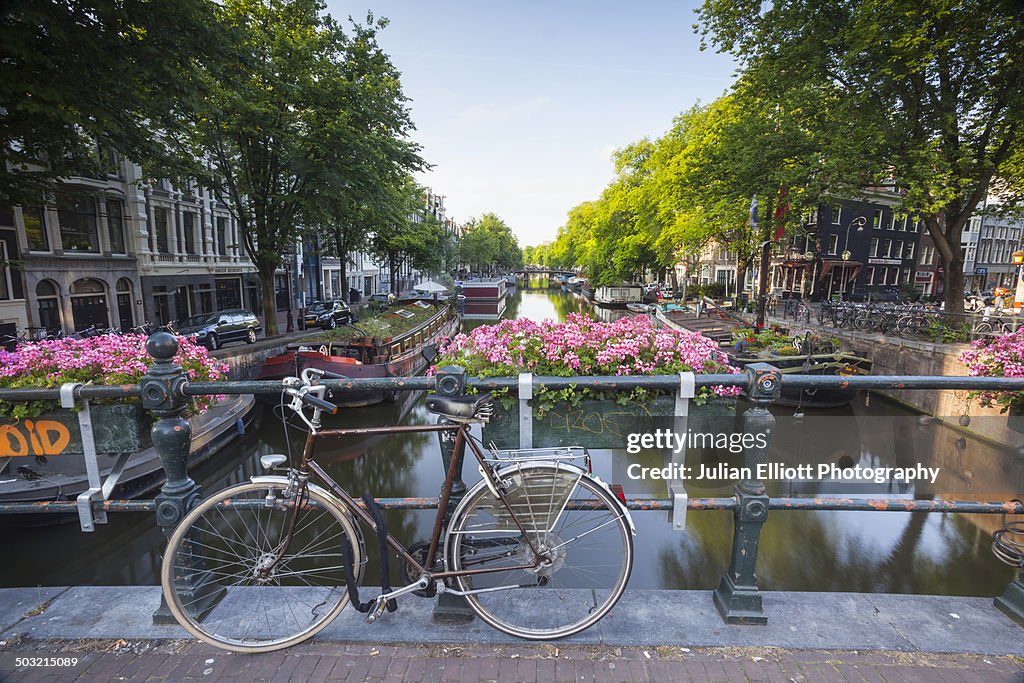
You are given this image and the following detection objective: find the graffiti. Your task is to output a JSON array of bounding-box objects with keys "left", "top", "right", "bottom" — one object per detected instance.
[{"left": 0, "top": 420, "right": 72, "bottom": 458}]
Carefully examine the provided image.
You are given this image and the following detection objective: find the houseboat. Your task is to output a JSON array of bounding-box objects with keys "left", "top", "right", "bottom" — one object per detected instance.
[
  {"left": 0, "top": 394, "right": 257, "bottom": 504},
  {"left": 460, "top": 279, "right": 508, "bottom": 320},
  {"left": 594, "top": 284, "right": 644, "bottom": 308},
  {"left": 258, "top": 301, "right": 460, "bottom": 407}
]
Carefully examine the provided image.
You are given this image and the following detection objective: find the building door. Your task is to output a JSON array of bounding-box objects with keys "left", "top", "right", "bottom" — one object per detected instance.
[
  {"left": 36, "top": 280, "right": 61, "bottom": 333},
  {"left": 174, "top": 286, "right": 190, "bottom": 322},
  {"left": 70, "top": 278, "right": 109, "bottom": 331},
  {"left": 116, "top": 278, "right": 134, "bottom": 331}
]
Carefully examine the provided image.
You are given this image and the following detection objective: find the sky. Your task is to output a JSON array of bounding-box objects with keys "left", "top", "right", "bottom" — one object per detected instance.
[{"left": 325, "top": 0, "right": 739, "bottom": 247}]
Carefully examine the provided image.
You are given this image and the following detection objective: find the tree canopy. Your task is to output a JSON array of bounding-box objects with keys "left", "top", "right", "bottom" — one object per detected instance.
[
  {"left": 458, "top": 214, "right": 523, "bottom": 273},
  {"left": 189, "top": 0, "right": 423, "bottom": 333},
  {"left": 697, "top": 0, "right": 1024, "bottom": 311},
  {"left": 0, "top": 0, "right": 232, "bottom": 206}
]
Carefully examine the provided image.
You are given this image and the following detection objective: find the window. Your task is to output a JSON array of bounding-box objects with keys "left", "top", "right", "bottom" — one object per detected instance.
[
  {"left": 869, "top": 238, "right": 879, "bottom": 257},
  {"left": 804, "top": 208, "right": 818, "bottom": 226},
  {"left": 106, "top": 199, "right": 125, "bottom": 254},
  {"left": 883, "top": 239, "right": 892, "bottom": 257},
  {"left": 911, "top": 218, "right": 921, "bottom": 232},
  {"left": 57, "top": 194, "right": 99, "bottom": 252},
  {"left": 872, "top": 209, "right": 883, "bottom": 230},
  {"left": 831, "top": 205, "right": 842, "bottom": 225},
  {"left": 892, "top": 268, "right": 900, "bottom": 285},
  {"left": 154, "top": 207, "right": 169, "bottom": 253},
  {"left": 23, "top": 206, "right": 49, "bottom": 251},
  {"left": 904, "top": 242, "right": 915, "bottom": 259},
  {"left": 216, "top": 217, "right": 227, "bottom": 256},
  {"left": 879, "top": 268, "right": 888, "bottom": 285},
  {"left": 893, "top": 213, "right": 908, "bottom": 231},
  {"left": 893, "top": 241, "right": 902, "bottom": 259},
  {"left": 183, "top": 211, "right": 196, "bottom": 254},
  {"left": 827, "top": 235, "right": 839, "bottom": 254},
  {"left": 902, "top": 267, "right": 911, "bottom": 285},
  {"left": 866, "top": 266, "right": 875, "bottom": 285},
  {"left": 921, "top": 245, "right": 935, "bottom": 266}
]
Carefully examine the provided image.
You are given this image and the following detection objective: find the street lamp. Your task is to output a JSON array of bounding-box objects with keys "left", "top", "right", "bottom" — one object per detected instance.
[{"left": 842, "top": 216, "right": 866, "bottom": 261}]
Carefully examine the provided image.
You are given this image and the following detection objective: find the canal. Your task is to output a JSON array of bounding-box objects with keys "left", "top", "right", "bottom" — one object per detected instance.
[{"left": 0, "top": 278, "right": 1018, "bottom": 598}]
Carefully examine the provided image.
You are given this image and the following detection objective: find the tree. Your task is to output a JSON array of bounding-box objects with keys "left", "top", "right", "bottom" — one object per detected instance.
[
  {"left": 459, "top": 213, "right": 522, "bottom": 273},
  {"left": 698, "top": 0, "right": 1024, "bottom": 312},
  {"left": 371, "top": 180, "right": 448, "bottom": 293},
  {"left": 190, "top": 0, "right": 422, "bottom": 335},
  {"left": 0, "top": 0, "right": 232, "bottom": 206}
]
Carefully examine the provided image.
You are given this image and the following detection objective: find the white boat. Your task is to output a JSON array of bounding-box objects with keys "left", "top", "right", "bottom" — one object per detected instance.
[{"left": 594, "top": 284, "right": 643, "bottom": 307}]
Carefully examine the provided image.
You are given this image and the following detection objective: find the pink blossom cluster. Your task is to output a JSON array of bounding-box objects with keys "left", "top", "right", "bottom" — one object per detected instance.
[
  {"left": 960, "top": 329, "right": 1024, "bottom": 408},
  {"left": 436, "top": 313, "right": 741, "bottom": 396},
  {"left": 0, "top": 334, "right": 229, "bottom": 415}
]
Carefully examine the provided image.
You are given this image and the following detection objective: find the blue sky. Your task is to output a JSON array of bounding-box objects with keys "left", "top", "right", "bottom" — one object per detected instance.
[{"left": 327, "top": 1, "right": 739, "bottom": 246}]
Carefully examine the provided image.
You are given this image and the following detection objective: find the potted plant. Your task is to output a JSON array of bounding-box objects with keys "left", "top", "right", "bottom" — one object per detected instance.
[
  {"left": 0, "top": 333, "right": 228, "bottom": 456},
  {"left": 432, "top": 313, "right": 741, "bottom": 448},
  {"left": 960, "top": 329, "right": 1024, "bottom": 431}
]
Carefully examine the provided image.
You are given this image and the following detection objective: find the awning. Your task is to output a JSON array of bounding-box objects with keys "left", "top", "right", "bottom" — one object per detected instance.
[
  {"left": 413, "top": 280, "right": 449, "bottom": 294},
  {"left": 819, "top": 259, "right": 862, "bottom": 281}
]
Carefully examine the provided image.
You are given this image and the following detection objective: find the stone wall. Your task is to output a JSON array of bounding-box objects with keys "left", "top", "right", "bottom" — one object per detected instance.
[
  {"left": 211, "top": 338, "right": 293, "bottom": 381},
  {"left": 828, "top": 329, "right": 1024, "bottom": 447}
]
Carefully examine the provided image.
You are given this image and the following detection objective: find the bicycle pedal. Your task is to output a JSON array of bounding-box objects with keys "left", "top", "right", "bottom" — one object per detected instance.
[{"left": 364, "top": 596, "right": 390, "bottom": 624}]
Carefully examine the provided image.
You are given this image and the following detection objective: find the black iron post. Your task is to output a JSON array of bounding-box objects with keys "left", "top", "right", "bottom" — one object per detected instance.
[
  {"left": 432, "top": 364, "right": 474, "bottom": 623},
  {"left": 143, "top": 332, "right": 224, "bottom": 624},
  {"left": 713, "top": 362, "right": 780, "bottom": 624},
  {"left": 995, "top": 575, "right": 1024, "bottom": 626}
]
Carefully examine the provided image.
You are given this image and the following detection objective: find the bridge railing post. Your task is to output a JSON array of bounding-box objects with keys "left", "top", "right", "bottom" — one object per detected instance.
[
  {"left": 142, "top": 332, "right": 224, "bottom": 624},
  {"left": 713, "top": 362, "right": 780, "bottom": 624},
  {"left": 432, "top": 364, "right": 474, "bottom": 624}
]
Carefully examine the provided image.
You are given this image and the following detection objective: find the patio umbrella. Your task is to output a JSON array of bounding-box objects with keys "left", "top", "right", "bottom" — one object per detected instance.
[{"left": 413, "top": 280, "right": 449, "bottom": 293}]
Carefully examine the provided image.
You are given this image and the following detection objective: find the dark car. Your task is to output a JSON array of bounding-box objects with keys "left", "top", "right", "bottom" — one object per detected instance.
[
  {"left": 176, "top": 309, "right": 261, "bottom": 351},
  {"left": 304, "top": 300, "right": 354, "bottom": 330}
]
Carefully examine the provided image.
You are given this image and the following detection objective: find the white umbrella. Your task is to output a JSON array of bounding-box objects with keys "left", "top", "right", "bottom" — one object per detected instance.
[{"left": 413, "top": 280, "right": 449, "bottom": 293}]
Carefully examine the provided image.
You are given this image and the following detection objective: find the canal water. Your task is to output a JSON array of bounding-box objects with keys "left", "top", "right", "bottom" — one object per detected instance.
[{"left": 0, "top": 277, "right": 1018, "bottom": 597}]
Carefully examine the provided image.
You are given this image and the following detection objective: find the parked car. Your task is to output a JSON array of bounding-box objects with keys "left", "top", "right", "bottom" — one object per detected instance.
[
  {"left": 304, "top": 299, "right": 354, "bottom": 329},
  {"left": 176, "top": 309, "right": 261, "bottom": 351}
]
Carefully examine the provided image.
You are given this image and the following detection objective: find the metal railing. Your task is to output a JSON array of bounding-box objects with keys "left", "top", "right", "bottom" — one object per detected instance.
[{"left": 2, "top": 332, "right": 1024, "bottom": 627}]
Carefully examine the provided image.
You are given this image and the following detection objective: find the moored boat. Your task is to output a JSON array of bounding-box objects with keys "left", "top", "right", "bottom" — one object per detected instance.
[
  {"left": 729, "top": 334, "right": 873, "bottom": 408},
  {"left": 258, "top": 301, "right": 460, "bottom": 407},
  {"left": 594, "top": 284, "right": 643, "bottom": 308},
  {"left": 0, "top": 394, "right": 257, "bottom": 504}
]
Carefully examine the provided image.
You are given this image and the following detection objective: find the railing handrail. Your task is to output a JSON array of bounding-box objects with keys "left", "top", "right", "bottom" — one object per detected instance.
[{"left": 2, "top": 372, "right": 1024, "bottom": 402}]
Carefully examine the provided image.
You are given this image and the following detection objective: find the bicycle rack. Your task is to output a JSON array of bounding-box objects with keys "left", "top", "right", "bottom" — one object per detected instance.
[{"left": 60, "top": 382, "right": 134, "bottom": 532}]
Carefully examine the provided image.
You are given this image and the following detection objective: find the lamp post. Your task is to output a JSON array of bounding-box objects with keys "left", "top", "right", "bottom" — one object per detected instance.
[
  {"left": 842, "top": 216, "right": 866, "bottom": 262},
  {"left": 838, "top": 216, "right": 866, "bottom": 300}
]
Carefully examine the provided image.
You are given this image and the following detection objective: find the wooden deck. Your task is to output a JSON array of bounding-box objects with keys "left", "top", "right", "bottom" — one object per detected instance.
[{"left": 654, "top": 304, "right": 747, "bottom": 345}]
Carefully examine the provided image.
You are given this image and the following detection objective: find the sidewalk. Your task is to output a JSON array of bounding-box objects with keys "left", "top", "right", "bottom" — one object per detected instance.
[{"left": 1, "top": 586, "right": 1021, "bottom": 681}]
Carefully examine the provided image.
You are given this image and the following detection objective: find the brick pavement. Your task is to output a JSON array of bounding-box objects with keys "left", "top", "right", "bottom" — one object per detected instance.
[{"left": 1, "top": 639, "right": 1021, "bottom": 682}]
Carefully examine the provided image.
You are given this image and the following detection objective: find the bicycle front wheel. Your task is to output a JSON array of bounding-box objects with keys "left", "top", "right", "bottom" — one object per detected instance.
[
  {"left": 445, "top": 464, "right": 633, "bottom": 640},
  {"left": 161, "top": 481, "right": 361, "bottom": 653}
]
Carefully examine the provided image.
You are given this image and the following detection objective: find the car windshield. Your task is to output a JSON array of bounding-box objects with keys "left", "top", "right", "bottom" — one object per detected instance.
[
  {"left": 307, "top": 302, "right": 332, "bottom": 313},
  {"left": 179, "top": 313, "right": 219, "bottom": 327}
]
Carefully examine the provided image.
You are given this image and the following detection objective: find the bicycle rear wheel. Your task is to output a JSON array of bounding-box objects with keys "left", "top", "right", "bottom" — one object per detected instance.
[
  {"left": 161, "top": 481, "right": 361, "bottom": 653},
  {"left": 445, "top": 464, "right": 632, "bottom": 639}
]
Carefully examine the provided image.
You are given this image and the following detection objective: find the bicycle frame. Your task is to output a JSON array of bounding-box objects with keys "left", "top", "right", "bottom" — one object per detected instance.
[{"left": 280, "top": 420, "right": 549, "bottom": 586}]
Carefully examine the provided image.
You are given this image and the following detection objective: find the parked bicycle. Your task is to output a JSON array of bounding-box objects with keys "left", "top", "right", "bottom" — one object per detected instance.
[{"left": 160, "top": 368, "right": 636, "bottom": 652}]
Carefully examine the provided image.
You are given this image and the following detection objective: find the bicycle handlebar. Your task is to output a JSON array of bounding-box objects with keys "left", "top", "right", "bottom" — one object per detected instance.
[{"left": 301, "top": 392, "right": 337, "bottom": 414}]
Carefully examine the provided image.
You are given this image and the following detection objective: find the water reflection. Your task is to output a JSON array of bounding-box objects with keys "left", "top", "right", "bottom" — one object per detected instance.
[{"left": 0, "top": 288, "right": 1017, "bottom": 599}]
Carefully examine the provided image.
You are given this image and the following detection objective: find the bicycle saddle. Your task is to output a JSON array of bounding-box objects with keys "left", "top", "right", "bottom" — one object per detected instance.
[{"left": 425, "top": 393, "right": 493, "bottom": 422}]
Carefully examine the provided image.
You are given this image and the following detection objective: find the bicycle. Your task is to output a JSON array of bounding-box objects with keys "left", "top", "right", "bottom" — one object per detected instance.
[{"left": 160, "top": 368, "right": 636, "bottom": 652}]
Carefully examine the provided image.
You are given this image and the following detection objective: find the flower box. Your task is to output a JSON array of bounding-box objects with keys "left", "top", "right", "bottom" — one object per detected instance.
[
  {"left": 0, "top": 403, "right": 152, "bottom": 458},
  {"left": 482, "top": 395, "right": 735, "bottom": 449}
]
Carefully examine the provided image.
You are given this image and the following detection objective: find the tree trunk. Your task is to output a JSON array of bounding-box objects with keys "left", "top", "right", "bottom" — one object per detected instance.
[
  {"left": 926, "top": 212, "right": 965, "bottom": 315},
  {"left": 259, "top": 264, "right": 278, "bottom": 337}
]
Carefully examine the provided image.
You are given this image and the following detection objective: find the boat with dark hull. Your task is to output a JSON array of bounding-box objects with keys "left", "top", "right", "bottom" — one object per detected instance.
[
  {"left": 258, "top": 301, "right": 460, "bottom": 408},
  {"left": 0, "top": 394, "right": 257, "bottom": 504},
  {"left": 729, "top": 349, "right": 873, "bottom": 408}
]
